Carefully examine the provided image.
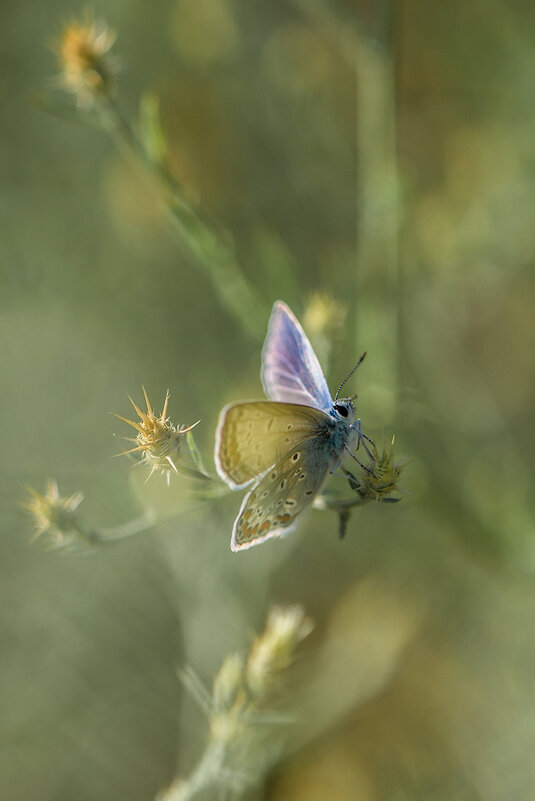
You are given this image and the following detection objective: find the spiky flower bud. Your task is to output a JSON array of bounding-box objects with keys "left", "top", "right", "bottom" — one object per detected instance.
[
  {"left": 115, "top": 388, "right": 200, "bottom": 484},
  {"left": 22, "top": 480, "right": 84, "bottom": 548},
  {"left": 55, "top": 16, "right": 117, "bottom": 105},
  {"left": 359, "top": 436, "right": 405, "bottom": 501}
]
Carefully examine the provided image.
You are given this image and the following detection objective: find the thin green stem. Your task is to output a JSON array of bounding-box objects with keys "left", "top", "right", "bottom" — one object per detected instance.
[
  {"left": 294, "top": 0, "right": 401, "bottom": 409},
  {"left": 95, "top": 95, "right": 268, "bottom": 341},
  {"left": 92, "top": 511, "right": 158, "bottom": 543}
]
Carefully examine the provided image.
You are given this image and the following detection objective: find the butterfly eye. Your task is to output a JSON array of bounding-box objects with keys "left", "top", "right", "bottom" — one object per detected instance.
[{"left": 334, "top": 404, "right": 349, "bottom": 418}]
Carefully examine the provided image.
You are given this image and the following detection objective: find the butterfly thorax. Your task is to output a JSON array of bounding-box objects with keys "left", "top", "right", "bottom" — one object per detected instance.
[{"left": 323, "top": 399, "right": 357, "bottom": 457}]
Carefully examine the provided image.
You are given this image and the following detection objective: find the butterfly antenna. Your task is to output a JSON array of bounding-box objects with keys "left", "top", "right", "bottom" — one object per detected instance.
[{"left": 335, "top": 352, "right": 367, "bottom": 401}]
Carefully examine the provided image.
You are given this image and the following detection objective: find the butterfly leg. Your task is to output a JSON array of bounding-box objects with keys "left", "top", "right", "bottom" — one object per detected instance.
[
  {"left": 331, "top": 462, "right": 364, "bottom": 483},
  {"left": 330, "top": 456, "right": 343, "bottom": 475},
  {"left": 351, "top": 419, "right": 375, "bottom": 460},
  {"left": 344, "top": 445, "right": 374, "bottom": 474},
  {"left": 341, "top": 466, "right": 361, "bottom": 490}
]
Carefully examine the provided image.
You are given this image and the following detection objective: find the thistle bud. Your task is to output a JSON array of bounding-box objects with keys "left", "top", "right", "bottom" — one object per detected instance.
[
  {"left": 359, "top": 436, "right": 405, "bottom": 501},
  {"left": 55, "top": 16, "right": 117, "bottom": 105},
  {"left": 115, "top": 388, "right": 200, "bottom": 484},
  {"left": 22, "top": 480, "right": 85, "bottom": 548}
]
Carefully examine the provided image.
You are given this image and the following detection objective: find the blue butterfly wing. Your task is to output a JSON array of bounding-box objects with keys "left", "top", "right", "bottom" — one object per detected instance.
[{"left": 261, "top": 301, "right": 333, "bottom": 413}]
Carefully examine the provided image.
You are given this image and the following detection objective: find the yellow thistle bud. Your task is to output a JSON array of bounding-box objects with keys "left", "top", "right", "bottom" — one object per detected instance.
[
  {"left": 359, "top": 436, "right": 405, "bottom": 501},
  {"left": 21, "top": 480, "right": 84, "bottom": 547},
  {"left": 115, "top": 388, "right": 200, "bottom": 484},
  {"left": 55, "top": 16, "right": 117, "bottom": 105},
  {"left": 246, "top": 605, "right": 313, "bottom": 698}
]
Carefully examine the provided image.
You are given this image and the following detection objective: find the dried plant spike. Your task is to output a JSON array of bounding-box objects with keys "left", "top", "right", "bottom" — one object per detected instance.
[
  {"left": 165, "top": 605, "right": 314, "bottom": 801},
  {"left": 359, "top": 434, "right": 407, "bottom": 501},
  {"left": 114, "top": 388, "right": 200, "bottom": 483},
  {"left": 246, "top": 605, "right": 313, "bottom": 698},
  {"left": 53, "top": 14, "right": 117, "bottom": 106},
  {"left": 21, "top": 480, "right": 85, "bottom": 548}
]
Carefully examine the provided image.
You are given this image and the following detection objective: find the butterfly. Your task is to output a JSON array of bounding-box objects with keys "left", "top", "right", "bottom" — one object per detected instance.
[{"left": 215, "top": 300, "right": 370, "bottom": 551}]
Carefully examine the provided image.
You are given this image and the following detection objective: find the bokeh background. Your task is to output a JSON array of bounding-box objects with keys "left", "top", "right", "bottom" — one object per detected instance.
[{"left": 2, "top": 1, "right": 535, "bottom": 799}]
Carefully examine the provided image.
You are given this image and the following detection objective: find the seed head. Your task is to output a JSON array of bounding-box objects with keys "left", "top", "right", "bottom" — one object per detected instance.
[
  {"left": 55, "top": 16, "right": 117, "bottom": 105},
  {"left": 360, "top": 436, "right": 405, "bottom": 500},
  {"left": 21, "top": 480, "right": 84, "bottom": 547},
  {"left": 115, "top": 387, "right": 200, "bottom": 483},
  {"left": 246, "top": 605, "right": 313, "bottom": 697}
]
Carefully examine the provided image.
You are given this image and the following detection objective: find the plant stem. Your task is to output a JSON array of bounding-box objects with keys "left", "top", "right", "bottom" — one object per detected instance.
[
  {"left": 162, "top": 740, "right": 227, "bottom": 801},
  {"left": 294, "top": 0, "right": 401, "bottom": 408},
  {"left": 93, "top": 511, "right": 158, "bottom": 543},
  {"left": 96, "top": 95, "right": 268, "bottom": 341}
]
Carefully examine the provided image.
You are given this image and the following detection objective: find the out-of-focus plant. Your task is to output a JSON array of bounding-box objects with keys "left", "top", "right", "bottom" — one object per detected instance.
[
  {"left": 303, "top": 292, "right": 347, "bottom": 372},
  {"left": 159, "top": 605, "right": 313, "bottom": 801},
  {"left": 21, "top": 480, "right": 89, "bottom": 549},
  {"left": 53, "top": 15, "right": 118, "bottom": 106},
  {"left": 42, "top": 15, "right": 268, "bottom": 341},
  {"left": 21, "top": 479, "right": 161, "bottom": 550}
]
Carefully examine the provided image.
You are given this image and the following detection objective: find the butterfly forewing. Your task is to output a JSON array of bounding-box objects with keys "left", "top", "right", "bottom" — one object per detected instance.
[
  {"left": 261, "top": 301, "right": 333, "bottom": 412},
  {"left": 231, "top": 439, "right": 335, "bottom": 551},
  {"left": 215, "top": 401, "right": 329, "bottom": 489}
]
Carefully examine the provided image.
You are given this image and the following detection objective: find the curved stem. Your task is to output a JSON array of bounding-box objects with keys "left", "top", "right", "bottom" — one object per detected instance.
[{"left": 95, "top": 96, "right": 268, "bottom": 341}]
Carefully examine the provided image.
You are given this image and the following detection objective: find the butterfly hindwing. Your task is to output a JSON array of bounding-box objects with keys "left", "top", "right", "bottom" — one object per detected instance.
[
  {"left": 215, "top": 401, "right": 329, "bottom": 489},
  {"left": 261, "top": 301, "right": 333, "bottom": 412},
  {"left": 231, "top": 439, "right": 335, "bottom": 551}
]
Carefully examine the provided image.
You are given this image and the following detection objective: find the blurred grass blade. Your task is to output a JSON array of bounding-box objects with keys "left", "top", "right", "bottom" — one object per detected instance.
[
  {"left": 187, "top": 430, "right": 210, "bottom": 477},
  {"left": 138, "top": 92, "right": 167, "bottom": 168},
  {"left": 178, "top": 666, "right": 212, "bottom": 715}
]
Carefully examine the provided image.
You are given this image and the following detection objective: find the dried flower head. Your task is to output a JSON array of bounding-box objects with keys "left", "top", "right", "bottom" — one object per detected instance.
[
  {"left": 21, "top": 480, "right": 84, "bottom": 547},
  {"left": 170, "top": 605, "right": 314, "bottom": 800},
  {"left": 55, "top": 16, "right": 117, "bottom": 104},
  {"left": 246, "top": 605, "right": 313, "bottom": 697},
  {"left": 115, "top": 387, "right": 200, "bottom": 483},
  {"left": 359, "top": 435, "right": 405, "bottom": 500}
]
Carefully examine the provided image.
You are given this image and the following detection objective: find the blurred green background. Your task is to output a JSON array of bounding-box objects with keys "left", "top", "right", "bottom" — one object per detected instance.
[{"left": 2, "top": 0, "right": 535, "bottom": 799}]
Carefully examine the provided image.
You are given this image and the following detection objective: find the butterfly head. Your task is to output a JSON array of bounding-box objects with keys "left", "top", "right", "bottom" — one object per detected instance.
[{"left": 332, "top": 396, "right": 356, "bottom": 424}]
